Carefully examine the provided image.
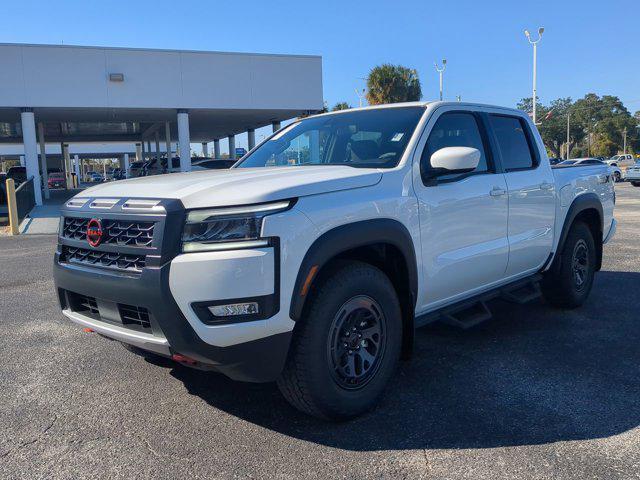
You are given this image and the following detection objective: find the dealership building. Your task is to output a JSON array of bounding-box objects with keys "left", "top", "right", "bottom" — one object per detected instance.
[{"left": 0, "top": 43, "right": 323, "bottom": 205}]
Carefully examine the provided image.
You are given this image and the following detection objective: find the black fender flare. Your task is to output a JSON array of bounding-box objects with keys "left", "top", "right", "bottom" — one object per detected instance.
[
  {"left": 553, "top": 192, "right": 603, "bottom": 270},
  {"left": 289, "top": 218, "right": 418, "bottom": 321}
]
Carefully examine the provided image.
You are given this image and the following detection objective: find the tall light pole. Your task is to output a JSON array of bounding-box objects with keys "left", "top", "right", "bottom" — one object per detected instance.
[
  {"left": 566, "top": 112, "right": 571, "bottom": 159},
  {"left": 623, "top": 127, "right": 628, "bottom": 154},
  {"left": 434, "top": 59, "right": 447, "bottom": 101},
  {"left": 524, "top": 27, "right": 544, "bottom": 124},
  {"left": 355, "top": 88, "right": 366, "bottom": 108}
]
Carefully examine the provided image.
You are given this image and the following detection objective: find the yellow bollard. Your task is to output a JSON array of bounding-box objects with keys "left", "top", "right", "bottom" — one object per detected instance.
[{"left": 6, "top": 178, "right": 19, "bottom": 235}]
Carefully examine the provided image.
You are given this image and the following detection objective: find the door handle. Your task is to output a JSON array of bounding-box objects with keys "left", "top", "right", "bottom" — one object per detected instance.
[
  {"left": 539, "top": 182, "right": 554, "bottom": 191},
  {"left": 490, "top": 187, "right": 507, "bottom": 197}
]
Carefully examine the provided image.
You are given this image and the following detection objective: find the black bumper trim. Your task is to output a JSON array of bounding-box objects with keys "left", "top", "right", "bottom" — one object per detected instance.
[{"left": 53, "top": 256, "right": 291, "bottom": 383}]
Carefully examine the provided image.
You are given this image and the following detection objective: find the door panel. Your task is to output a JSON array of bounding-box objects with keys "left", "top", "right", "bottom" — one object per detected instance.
[
  {"left": 413, "top": 109, "right": 509, "bottom": 310},
  {"left": 487, "top": 114, "right": 555, "bottom": 276},
  {"left": 417, "top": 174, "right": 509, "bottom": 306},
  {"left": 503, "top": 170, "right": 555, "bottom": 275}
]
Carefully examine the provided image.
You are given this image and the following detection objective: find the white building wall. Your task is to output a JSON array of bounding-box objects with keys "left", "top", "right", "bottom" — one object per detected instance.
[{"left": 0, "top": 44, "right": 323, "bottom": 111}]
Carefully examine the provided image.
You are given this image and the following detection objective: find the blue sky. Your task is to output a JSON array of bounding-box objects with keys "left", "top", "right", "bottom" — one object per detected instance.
[{"left": 1, "top": 0, "right": 638, "bottom": 152}]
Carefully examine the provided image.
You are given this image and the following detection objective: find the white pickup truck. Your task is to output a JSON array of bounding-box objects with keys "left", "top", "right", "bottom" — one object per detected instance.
[{"left": 54, "top": 102, "right": 616, "bottom": 420}]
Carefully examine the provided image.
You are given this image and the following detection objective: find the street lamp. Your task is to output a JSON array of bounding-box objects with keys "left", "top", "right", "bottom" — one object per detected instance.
[
  {"left": 434, "top": 59, "right": 447, "bottom": 101},
  {"left": 355, "top": 88, "right": 366, "bottom": 108},
  {"left": 524, "top": 27, "right": 544, "bottom": 124}
]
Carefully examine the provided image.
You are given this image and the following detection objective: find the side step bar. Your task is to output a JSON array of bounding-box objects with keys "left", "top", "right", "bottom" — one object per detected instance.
[{"left": 415, "top": 274, "right": 543, "bottom": 329}]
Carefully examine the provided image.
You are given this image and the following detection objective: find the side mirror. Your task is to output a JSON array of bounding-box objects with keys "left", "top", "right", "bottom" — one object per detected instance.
[{"left": 429, "top": 147, "right": 481, "bottom": 177}]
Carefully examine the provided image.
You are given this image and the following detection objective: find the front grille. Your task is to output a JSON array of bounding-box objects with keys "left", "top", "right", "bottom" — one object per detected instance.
[
  {"left": 74, "top": 293, "right": 99, "bottom": 316},
  {"left": 61, "top": 246, "right": 146, "bottom": 272},
  {"left": 66, "top": 292, "right": 153, "bottom": 333},
  {"left": 63, "top": 217, "right": 155, "bottom": 247},
  {"left": 119, "top": 304, "right": 151, "bottom": 329}
]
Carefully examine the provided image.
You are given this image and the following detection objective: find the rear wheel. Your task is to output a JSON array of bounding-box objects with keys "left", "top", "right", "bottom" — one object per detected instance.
[
  {"left": 277, "top": 261, "right": 402, "bottom": 420},
  {"left": 632, "top": 181, "right": 640, "bottom": 187},
  {"left": 613, "top": 171, "right": 621, "bottom": 182},
  {"left": 542, "top": 221, "right": 596, "bottom": 308}
]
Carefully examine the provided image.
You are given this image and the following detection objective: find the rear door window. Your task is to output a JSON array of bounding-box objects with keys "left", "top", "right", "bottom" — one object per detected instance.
[{"left": 489, "top": 115, "right": 537, "bottom": 171}]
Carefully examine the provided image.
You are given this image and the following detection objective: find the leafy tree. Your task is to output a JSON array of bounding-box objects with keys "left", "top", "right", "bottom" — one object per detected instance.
[
  {"left": 366, "top": 64, "right": 422, "bottom": 105},
  {"left": 518, "top": 94, "right": 638, "bottom": 157},
  {"left": 518, "top": 97, "right": 583, "bottom": 158},
  {"left": 332, "top": 102, "right": 351, "bottom": 111}
]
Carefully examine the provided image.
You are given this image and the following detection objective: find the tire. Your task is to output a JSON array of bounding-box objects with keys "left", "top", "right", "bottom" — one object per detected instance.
[
  {"left": 277, "top": 261, "right": 402, "bottom": 420},
  {"left": 613, "top": 171, "right": 621, "bottom": 182},
  {"left": 542, "top": 221, "right": 596, "bottom": 309},
  {"left": 632, "top": 182, "right": 640, "bottom": 187}
]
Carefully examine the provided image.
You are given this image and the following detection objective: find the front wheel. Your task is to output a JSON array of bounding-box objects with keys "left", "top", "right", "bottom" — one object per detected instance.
[
  {"left": 613, "top": 171, "right": 621, "bottom": 182},
  {"left": 277, "top": 261, "right": 402, "bottom": 420},
  {"left": 542, "top": 221, "right": 596, "bottom": 308}
]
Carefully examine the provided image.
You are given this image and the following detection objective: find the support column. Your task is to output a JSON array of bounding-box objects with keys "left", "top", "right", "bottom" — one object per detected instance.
[
  {"left": 135, "top": 143, "right": 142, "bottom": 162},
  {"left": 37, "top": 122, "right": 49, "bottom": 200},
  {"left": 177, "top": 109, "right": 191, "bottom": 172},
  {"left": 155, "top": 131, "right": 161, "bottom": 164},
  {"left": 124, "top": 153, "right": 130, "bottom": 178},
  {"left": 272, "top": 121, "right": 281, "bottom": 133},
  {"left": 228, "top": 135, "right": 236, "bottom": 160},
  {"left": 141, "top": 141, "right": 146, "bottom": 162},
  {"left": 247, "top": 129, "right": 256, "bottom": 150},
  {"left": 146, "top": 141, "right": 151, "bottom": 155},
  {"left": 213, "top": 139, "right": 221, "bottom": 159},
  {"left": 21, "top": 108, "right": 42, "bottom": 206},
  {"left": 202, "top": 142, "right": 209, "bottom": 157},
  {"left": 73, "top": 154, "right": 80, "bottom": 187},
  {"left": 62, "top": 143, "right": 71, "bottom": 187},
  {"left": 165, "top": 122, "right": 172, "bottom": 171}
]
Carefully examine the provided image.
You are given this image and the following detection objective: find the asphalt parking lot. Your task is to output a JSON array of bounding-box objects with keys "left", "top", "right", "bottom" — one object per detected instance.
[{"left": 1, "top": 184, "right": 639, "bottom": 480}]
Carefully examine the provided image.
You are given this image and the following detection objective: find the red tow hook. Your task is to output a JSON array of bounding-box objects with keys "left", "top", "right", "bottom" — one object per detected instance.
[
  {"left": 83, "top": 328, "right": 94, "bottom": 333},
  {"left": 171, "top": 353, "right": 198, "bottom": 366}
]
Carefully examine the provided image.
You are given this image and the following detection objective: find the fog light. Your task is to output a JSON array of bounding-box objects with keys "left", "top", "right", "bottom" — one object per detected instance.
[{"left": 208, "top": 302, "right": 259, "bottom": 317}]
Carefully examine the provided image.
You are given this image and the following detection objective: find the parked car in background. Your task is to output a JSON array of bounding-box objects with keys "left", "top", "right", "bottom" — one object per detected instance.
[
  {"left": 625, "top": 160, "right": 640, "bottom": 186},
  {"left": 547, "top": 157, "right": 562, "bottom": 165},
  {"left": 191, "top": 159, "right": 237, "bottom": 170},
  {"left": 0, "top": 172, "right": 6, "bottom": 204},
  {"left": 128, "top": 162, "right": 145, "bottom": 177},
  {"left": 557, "top": 158, "right": 622, "bottom": 182},
  {"left": 88, "top": 172, "right": 104, "bottom": 183},
  {"left": 55, "top": 102, "right": 616, "bottom": 420},
  {"left": 48, "top": 172, "right": 66, "bottom": 189},
  {"left": 606, "top": 154, "right": 634, "bottom": 167},
  {"left": 610, "top": 164, "right": 623, "bottom": 182},
  {"left": 112, "top": 168, "right": 125, "bottom": 180},
  {"left": 7, "top": 166, "right": 27, "bottom": 186}
]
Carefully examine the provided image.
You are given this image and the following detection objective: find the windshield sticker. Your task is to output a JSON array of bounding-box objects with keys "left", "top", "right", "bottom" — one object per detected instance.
[{"left": 391, "top": 133, "right": 404, "bottom": 142}]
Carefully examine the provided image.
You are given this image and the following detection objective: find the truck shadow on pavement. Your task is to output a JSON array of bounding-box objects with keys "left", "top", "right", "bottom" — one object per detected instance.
[{"left": 171, "top": 270, "right": 640, "bottom": 451}]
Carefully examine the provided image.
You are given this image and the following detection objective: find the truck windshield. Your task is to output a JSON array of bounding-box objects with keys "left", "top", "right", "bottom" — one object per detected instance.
[{"left": 235, "top": 107, "right": 425, "bottom": 169}]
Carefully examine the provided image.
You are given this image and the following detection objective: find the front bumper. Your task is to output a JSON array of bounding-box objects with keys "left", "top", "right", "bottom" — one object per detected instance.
[
  {"left": 53, "top": 198, "right": 292, "bottom": 383},
  {"left": 54, "top": 257, "right": 292, "bottom": 382}
]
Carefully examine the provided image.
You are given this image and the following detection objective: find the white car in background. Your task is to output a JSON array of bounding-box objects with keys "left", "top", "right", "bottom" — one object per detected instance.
[
  {"left": 625, "top": 161, "right": 640, "bottom": 186},
  {"left": 606, "top": 154, "right": 634, "bottom": 167},
  {"left": 558, "top": 158, "right": 622, "bottom": 182}
]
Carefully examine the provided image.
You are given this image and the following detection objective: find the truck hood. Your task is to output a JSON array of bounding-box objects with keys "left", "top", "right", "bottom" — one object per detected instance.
[{"left": 80, "top": 166, "right": 382, "bottom": 208}]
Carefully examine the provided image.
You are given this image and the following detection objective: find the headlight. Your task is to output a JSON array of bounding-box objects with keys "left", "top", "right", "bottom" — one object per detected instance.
[{"left": 181, "top": 200, "right": 292, "bottom": 253}]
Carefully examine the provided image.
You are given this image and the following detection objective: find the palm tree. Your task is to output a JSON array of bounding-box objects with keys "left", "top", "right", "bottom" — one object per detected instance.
[
  {"left": 366, "top": 64, "right": 422, "bottom": 105},
  {"left": 332, "top": 102, "right": 351, "bottom": 111}
]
